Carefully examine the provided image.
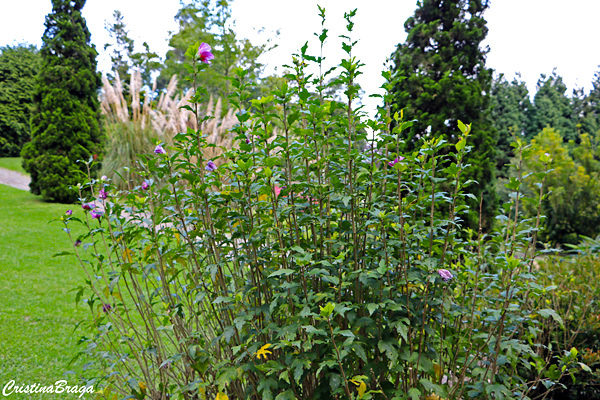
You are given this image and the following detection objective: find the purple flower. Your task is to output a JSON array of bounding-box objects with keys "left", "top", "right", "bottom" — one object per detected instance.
[
  {"left": 154, "top": 144, "right": 166, "bottom": 154},
  {"left": 98, "top": 189, "right": 108, "bottom": 200},
  {"left": 141, "top": 180, "right": 150, "bottom": 190},
  {"left": 74, "top": 239, "right": 82, "bottom": 247},
  {"left": 205, "top": 160, "right": 217, "bottom": 172},
  {"left": 437, "top": 269, "right": 453, "bottom": 282},
  {"left": 65, "top": 209, "right": 73, "bottom": 216},
  {"left": 90, "top": 210, "right": 103, "bottom": 220},
  {"left": 82, "top": 202, "right": 95, "bottom": 211},
  {"left": 388, "top": 156, "right": 405, "bottom": 168},
  {"left": 102, "top": 303, "right": 112, "bottom": 313},
  {"left": 197, "top": 42, "right": 214, "bottom": 64},
  {"left": 245, "top": 137, "right": 251, "bottom": 144}
]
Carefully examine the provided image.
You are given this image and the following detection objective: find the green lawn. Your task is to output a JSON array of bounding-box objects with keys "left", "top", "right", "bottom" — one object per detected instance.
[
  {"left": 0, "top": 184, "right": 92, "bottom": 398},
  {"left": 0, "top": 157, "right": 26, "bottom": 175}
]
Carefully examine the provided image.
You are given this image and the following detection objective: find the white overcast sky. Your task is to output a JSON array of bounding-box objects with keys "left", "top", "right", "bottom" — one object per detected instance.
[{"left": 1, "top": 0, "right": 600, "bottom": 115}]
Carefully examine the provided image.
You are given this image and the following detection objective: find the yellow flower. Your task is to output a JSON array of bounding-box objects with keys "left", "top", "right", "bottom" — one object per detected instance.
[
  {"left": 255, "top": 343, "right": 273, "bottom": 360},
  {"left": 122, "top": 248, "right": 133, "bottom": 263},
  {"left": 216, "top": 392, "right": 229, "bottom": 400},
  {"left": 350, "top": 378, "right": 367, "bottom": 398},
  {"left": 424, "top": 395, "right": 447, "bottom": 400},
  {"left": 138, "top": 381, "right": 147, "bottom": 393},
  {"left": 357, "top": 381, "right": 366, "bottom": 398}
]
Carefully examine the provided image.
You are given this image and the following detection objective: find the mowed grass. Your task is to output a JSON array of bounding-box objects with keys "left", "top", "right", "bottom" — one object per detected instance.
[
  {"left": 0, "top": 184, "right": 92, "bottom": 398},
  {"left": 0, "top": 157, "right": 26, "bottom": 175}
]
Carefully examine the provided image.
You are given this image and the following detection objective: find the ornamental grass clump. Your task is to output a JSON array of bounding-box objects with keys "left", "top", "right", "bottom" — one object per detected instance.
[
  {"left": 100, "top": 70, "right": 237, "bottom": 189},
  {"left": 64, "top": 9, "right": 583, "bottom": 400}
]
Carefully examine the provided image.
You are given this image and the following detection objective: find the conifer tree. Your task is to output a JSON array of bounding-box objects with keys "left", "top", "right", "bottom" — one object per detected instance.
[
  {"left": 21, "top": 0, "right": 102, "bottom": 203},
  {"left": 389, "top": 0, "right": 497, "bottom": 228},
  {"left": 488, "top": 73, "right": 531, "bottom": 176},
  {"left": 575, "top": 69, "right": 600, "bottom": 136},
  {"left": 528, "top": 71, "right": 576, "bottom": 141}
]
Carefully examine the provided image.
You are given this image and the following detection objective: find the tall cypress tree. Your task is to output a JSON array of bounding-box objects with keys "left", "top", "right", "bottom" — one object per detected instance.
[
  {"left": 21, "top": 0, "right": 102, "bottom": 203},
  {"left": 389, "top": 0, "right": 497, "bottom": 228}
]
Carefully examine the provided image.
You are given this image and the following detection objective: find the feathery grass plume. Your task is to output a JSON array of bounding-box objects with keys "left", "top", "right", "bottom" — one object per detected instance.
[{"left": 99, "top": 70, "right": 245, "bottom": 188}]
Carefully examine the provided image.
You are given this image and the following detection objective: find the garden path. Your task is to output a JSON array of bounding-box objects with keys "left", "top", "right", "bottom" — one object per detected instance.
[{"left": 0, "top": 167, "right": 30, "bottom": 191}]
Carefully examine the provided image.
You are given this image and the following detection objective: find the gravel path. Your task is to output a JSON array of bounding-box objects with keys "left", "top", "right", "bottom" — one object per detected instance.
[{"left": 0, "top": 167, "right": 30, "bottom": 191}]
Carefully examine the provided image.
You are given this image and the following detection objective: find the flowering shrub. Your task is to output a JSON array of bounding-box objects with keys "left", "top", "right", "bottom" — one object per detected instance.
[
  {"left": 64, "top": 11, "right": 579, "bottom": 400},
  {"left": 532, "top": 238, "right": 600, "bottom": 399}
]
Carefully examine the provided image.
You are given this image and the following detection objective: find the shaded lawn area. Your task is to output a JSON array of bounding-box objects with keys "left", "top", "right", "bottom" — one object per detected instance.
[
  {"left": 0, "top": 157, "right": 26, "bottom": 175},
  {"left": 0, "top": 184, "right": 92, "bottom": 398}
]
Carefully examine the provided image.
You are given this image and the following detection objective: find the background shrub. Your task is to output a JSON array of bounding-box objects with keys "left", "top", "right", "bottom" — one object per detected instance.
[
  {"left": 521, "top": 128, "right": 600, "bottom": 245},
  {"left": 0, "top": 45, "right": 40, "bottom": 157},
  {"left": 535, "top": 238, "right": 600, "bottom": 399}
]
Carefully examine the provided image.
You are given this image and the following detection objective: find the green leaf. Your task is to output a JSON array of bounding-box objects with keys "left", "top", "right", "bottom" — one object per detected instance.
[
  {"left": 537, "top": 308, "right": 564, "bottom": 328},
  {"left": 290, "top": 245, "right": 306, "bottom": 254},
  {"left": 419, "top": 378, "right": 447, "bottom": 397},
  {"left": 393, "top": 320, "right": 409, "bottom": 343},
  {"left": 275, "top": 389, "right": 296, "bottom": 400},
  {"left": 341, "top": 195, "right": 351, "bottom": 207},
  {"left": 457, "top": 120, "right": 468, "bottom": 134},
  {"left": 279, "top": 370, "right": 290, "bottom": 384},
  {"left": 485, "top": 383, "right": 508, "bottom": 399},
  {"left": 378, "top": 339, "right": 398, "bottom": 363},
  {"left": 291, "top": 358, "right": 308, "bottom": 384},
  {"left": 578, "top": 362, "right": 592, "bottom": 373},
  {"left": 367, "top": 303, "right": 378, "bottom": 316},
  {"left": 408, "top": 388, "right": 421, "bottom": 400},
  {"left": 329, "top": 373, "right": 341, "bottom": 392},
  {"left": 268, "top": 269, "right": 295, "bottom": 278},
  {"left": 319, "top": 302, "right": 335, "bottom": 318},
  {"left": 338, "top": 330, "right": 355, "bottom": 339},
  {"left": 353, "top": 343, "right": 367, "bottom": 362},
  {"left": 302, "top": 325, "right": 327, "bottom": 336}
]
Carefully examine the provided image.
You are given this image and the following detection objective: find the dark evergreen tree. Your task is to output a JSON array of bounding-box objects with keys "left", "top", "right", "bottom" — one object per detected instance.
[
  {"left": 571, "top": 87, "right": 596, "bottom": 137},
  {"left": 21, "top": 0, "right": 102, "bottom": 203},
  {"left": 528, "top": 71, "right": 576, "bottom": 141},
  {"left": 0, "top": 45, "right": 40, "bottom": 156},
  {"left": 488, "top": 73, "right": 531, "bottom": 176},
  {"left": 389, "top": 0, "right": 497, "bottom": 228}
]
